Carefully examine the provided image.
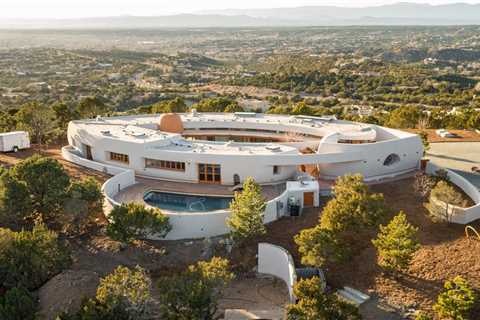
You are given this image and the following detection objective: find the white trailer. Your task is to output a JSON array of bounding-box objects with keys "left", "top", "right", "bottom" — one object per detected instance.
[{"left": 0, "top": 131, "right": 30, "bottom": 152}]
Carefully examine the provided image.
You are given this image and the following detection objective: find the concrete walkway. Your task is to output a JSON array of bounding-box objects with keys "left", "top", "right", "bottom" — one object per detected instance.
[{"left": 114, "top": 177, "right": 286, "bottom": 205}]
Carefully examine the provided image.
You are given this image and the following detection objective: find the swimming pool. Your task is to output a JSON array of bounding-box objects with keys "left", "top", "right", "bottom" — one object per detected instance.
[{"left": 144, "top": 191, "right": 233, "bottom": 212}]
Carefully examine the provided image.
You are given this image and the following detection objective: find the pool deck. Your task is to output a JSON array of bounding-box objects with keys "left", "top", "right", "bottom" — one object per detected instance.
[{"left": 113, "top": 177, "right": 287, "bottom": 206}]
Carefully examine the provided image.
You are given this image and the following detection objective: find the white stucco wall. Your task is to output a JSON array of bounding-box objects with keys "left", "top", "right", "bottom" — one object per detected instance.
[
  {"left": 426, "top": 162, "right": 480, "bottom": 224},
  {"left": 258, "top": 243, "right": 297, "bottom": 303},
  {"left": 317, "top": 133, "right": 423, "bottom": 181}
]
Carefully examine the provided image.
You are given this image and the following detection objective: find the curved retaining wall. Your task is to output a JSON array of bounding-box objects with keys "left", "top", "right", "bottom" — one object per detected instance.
[
  {"left": 257, "top": 243, "right": 297, "bottom": 303},
  {"left": 426, "top": 162, "right": 480, "bottom": 224},
  {"left": 63, "top": 146, "right": 293, "bottom": 240}
]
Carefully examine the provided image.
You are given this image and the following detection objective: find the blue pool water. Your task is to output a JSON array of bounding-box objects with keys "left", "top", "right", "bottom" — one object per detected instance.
[{"left": 144, "top": 191, "right": 233, "bottom": 212}]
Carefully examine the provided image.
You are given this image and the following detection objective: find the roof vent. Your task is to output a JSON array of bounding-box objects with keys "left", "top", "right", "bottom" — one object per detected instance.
[
  {"left": 100, "top": 130, "right": 111, "bottom": 135},
  {"left": 265, "top": 145, "right": 281, "bottom": 152}
]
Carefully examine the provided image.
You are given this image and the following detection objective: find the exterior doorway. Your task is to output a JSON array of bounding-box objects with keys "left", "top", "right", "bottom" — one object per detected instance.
[
  {"left": 303, "top": 192, "right": 314, "bottom": 207},
  {"left": 84, "top": 144, "right": 93, "bottom": 160},
  {"left": 233, "top": 174, "right": 240, "bottom": 185},
  {"left": 198, "top": 163, "right": 221, "bottom": 184}
]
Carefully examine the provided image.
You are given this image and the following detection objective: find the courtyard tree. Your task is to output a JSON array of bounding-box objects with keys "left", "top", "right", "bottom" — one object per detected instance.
[
  {"left": 227, "top": 177, "right": 267, "bottom": 245},
  {"left": 413, "top": 171, "right": 437, "bottom": 200},
  {"left": 11, "top": 154, "right": 70, "bottom": 218},
  {"left": 106, "top": 203, "right": 171, "bottom": 243},
  {"left": 372, "top": 211, "right": 420, "bottom": 271},
  {"left": 0, "top": 221, "right": 70, "bottom": 290},
  {"left": 433, "top": 276, "right": 476, "bottom": 320},
  {"left": 295, "top": 226, "right": 346, "bottom": 268},
  {"left": 157, "top": 257, "right": 234, "bottom": 320},
  {"left": 320, "top": 174, "right": 387, "bottom": 233},
  {"left": 286, "top": 277, "right": 361, "bottom": 320},
  {"left": 419, "top": 131, "right": 430, "bottom": 156},
  {"left": 429, "top": 181, "right": 465, "bottom": 222}
]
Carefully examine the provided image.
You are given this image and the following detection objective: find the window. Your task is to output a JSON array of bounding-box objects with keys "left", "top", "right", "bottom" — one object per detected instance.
[
  {"left": 109, "top": 152, "right": 129, "bottom": 164},
  {"left": 198, "top": 163, "right": 221, "bottom": 184},
  {"left": 383, "top": 153, "right": 401, "bottom": 166},
  {"left": 273, "top": 165, "right": 280, "bottom": 175},
  {"left": 145, "top": 159, "right": 185, "bottom": 172}
]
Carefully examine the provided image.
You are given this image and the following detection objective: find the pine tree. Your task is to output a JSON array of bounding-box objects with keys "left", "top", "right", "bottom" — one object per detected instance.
[
  {"left": 372, "top": 211, "right": 420, "bottom": 271},
  {"left": 227, "top": 177, "right": 267, "bottom": 244},
  {"left": 433, "top": 276, "right": 476, "bottom": 320}
]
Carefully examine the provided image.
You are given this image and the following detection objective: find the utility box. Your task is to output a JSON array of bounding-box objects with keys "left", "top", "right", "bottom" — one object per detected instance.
[{"left": 0, "top": 131, "right": 30, "bottom": 152}]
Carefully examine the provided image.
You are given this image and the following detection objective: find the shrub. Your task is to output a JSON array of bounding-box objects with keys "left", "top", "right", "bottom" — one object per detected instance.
[
  {"left": 0, "top": 286, "right": 37, "bottom": 320},
  {"left": 295, "top": 226, "right": 346, "bottom": 267},
  {"left": 106, "top": 203, "right": 171, "bottom": 243},
  {"left": 227, "top": 177, "right": 267, "bottom": 244},
  {"left": 372, "top": 211, "right": 420, "bottom": 271},
  {"left": 157, "top": 257, "right": 234, "bottom": 320},
  {"left": 63, "top": 177, "right": 104, "bottom": 233},
  {"left": 11, "top": 154, "right": 70, "bottom": 217},
  {"left": 96, "top": 266, "right": 153, "bottom": 319},
  {"left": 433, "top": 276, "right": 476, "bottom": 320},
  {"left": 429, "top": 180, "right": 466, "bottom": 222},
  {"left": 0, "top": 170, "right": 33, "bottom": 225},
  {"left": 0, "top": 222, "right": 70, "bottom": 290},
  {"left": 413, "top": 171, "right": 436, "bottom": 199},
  {"left": 320, "top": 174, "right": 387, "bottom": 233},
  {"left": 286, "top": 277, "right": 361, "bottom": 320}
]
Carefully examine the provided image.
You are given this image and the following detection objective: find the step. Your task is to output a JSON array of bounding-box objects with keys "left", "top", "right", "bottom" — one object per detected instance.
[{"left": 343, "top": 286, "right": 370, "bottom": 302}]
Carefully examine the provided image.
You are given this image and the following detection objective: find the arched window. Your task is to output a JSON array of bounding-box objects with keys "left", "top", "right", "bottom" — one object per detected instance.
[
  {"left": 383, "top": 153, "right": 401, "bottom": 166},
  {"left": 233, "top": 174, "right": 240, "bottom": 185}
]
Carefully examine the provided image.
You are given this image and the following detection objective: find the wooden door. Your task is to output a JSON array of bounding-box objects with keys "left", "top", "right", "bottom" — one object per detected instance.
[
  {"left": 85, "top": 145, "right": 93, "bottom": 160},
  {"left": 303, "top": 192, "right": 314, "bottom": 207}
]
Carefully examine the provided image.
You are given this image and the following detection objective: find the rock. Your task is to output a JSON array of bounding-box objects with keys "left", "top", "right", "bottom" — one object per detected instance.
[{"left": 37, "top": 270, "right": 100, "bottom": 320}]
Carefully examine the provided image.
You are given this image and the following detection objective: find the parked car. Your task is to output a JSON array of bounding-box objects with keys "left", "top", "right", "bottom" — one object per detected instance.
[{"left": 0, "top": 131, "right": 30, "bottom": 152}]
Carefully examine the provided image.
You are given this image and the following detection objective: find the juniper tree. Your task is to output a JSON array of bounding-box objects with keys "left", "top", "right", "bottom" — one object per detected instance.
[
  {"left": 227, "top": 177, "right": 267, "bottom": 244},
  {"left": 372, "top": 211, "right": 419, "bottom": 271}
]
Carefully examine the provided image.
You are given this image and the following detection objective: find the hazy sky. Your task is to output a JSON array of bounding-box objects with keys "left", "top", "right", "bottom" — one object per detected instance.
[{"left": 2, "top": 0, "right": 480, "bottom": 18}]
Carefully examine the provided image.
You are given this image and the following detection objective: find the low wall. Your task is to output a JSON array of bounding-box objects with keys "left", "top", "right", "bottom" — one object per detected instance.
[
  {"left": 426, "top": 162, "right": 480, "bottom": 224},
  {"left": 257, "top": 243, "right": 297, "bottom": 303},
  {"left": 63, "top": 145, "right": 313, "bottom": 240}
]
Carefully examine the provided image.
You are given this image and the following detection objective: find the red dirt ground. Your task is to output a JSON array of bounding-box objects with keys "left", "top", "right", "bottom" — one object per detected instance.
[{"left": 3, "top": 145, "right": 480, "bottom": 317}]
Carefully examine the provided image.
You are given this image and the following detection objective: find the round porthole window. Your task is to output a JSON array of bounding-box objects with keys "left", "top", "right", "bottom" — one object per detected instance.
[{"left": 383, "top": 153, "right": 400, "bottom": 166}]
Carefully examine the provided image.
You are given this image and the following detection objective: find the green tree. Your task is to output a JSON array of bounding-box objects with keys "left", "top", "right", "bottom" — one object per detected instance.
[
  {"left": 0, "top": 170, "right": 33, "bottom": 225},
  {"left": 429, "top": 181, "right": 465, "bottom": 222},
  {"left": 15, "top": 101, "right": 54, "bottom": 144},
  {"left": 286, "top": 277, "right": 361, "bottom": 320},
  {"left": 224, "top": 103, "right": 244, "bottom": 113},
  {"left": 63, "top": 177, "right": 104, "bottom": 233},
  {"left": 0, "top": 286, "right": 37, "bottom": 320},
  {"left": 419, "top": 131, "right": 430, "bottom": 156},
  {"left": 0, "top": 222, "right": 70, "bottom": 290},
  {"left": 320, "top": 174, "right": 386, "bottom": 233},
  {"left": 12, "top": 154, "right": 70, "bottom": 217},
  {"left": 106, "top": 203, "right": 171, "bottom": 243},
  {"left": 0, "top": 111, "right": 17, "bottom": 133},
  {"left": 291, "top": 102, "right": 314, "bottom": 116},
  {"left": 372, "top": 211, "right": 420, "bottom": 271},
  {"left": 77, "top": 96, "right": 109, "bottom": 119},
  {"left": 433, "top": 276, "right": 476, "bottom": 320},
  {"left": 157, "top": 257, "right": 234, "bottom": 320},
  {"left": 51, "top": 102, "right": 78, "bottom": 129},
  {"left": 96, "top": 266, "right": 153, "bottom": 319},
  {"left": 386, "top": 106, "right": 423, "bottom": 129},
  {"left": 227, "top": 177, "right": 267, "bottom": 244},
  {"left": 295, "top": 227, "right": 345, "bottom": 267}
]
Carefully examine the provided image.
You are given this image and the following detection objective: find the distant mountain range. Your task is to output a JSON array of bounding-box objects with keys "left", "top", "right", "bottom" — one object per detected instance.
[{"left": 2, "top": 2, "right": 480, "bottom": 29}]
